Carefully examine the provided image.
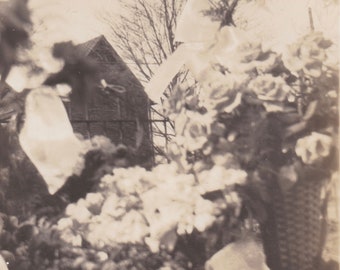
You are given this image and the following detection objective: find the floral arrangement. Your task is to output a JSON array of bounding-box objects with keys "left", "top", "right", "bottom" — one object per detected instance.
[
  {"left": 164, "top": 30, "right": 338, "bottom": 211},
  {"left": 0, "top": 0, "right": 338, "bottom": 268},
  {"left": 15, "top": 29, "right": 337, "bottom": 270}
]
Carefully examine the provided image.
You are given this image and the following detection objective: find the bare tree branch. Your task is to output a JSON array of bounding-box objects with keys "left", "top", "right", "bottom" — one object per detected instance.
[{"left": 101, "top": 0, "right": 185, "bottom": 83}]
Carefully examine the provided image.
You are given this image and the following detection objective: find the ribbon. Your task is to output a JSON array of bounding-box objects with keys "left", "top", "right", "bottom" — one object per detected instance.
[
  {"left": 19, "top": 87, "right": 82, "bottom": 194},
  {"left": 145, "top": 0, "right": 241, "bottom": 102},
  {"left": 0, "top": 255, "right": 8, "bottom": 270}
]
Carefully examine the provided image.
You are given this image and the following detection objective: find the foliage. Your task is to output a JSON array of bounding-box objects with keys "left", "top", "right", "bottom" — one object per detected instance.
[
  {"left": 0, "top": 213, "right": 190, "bottom": 270},
  {"left": 0, "top": 0, "right": 31, "bottom": 82}
]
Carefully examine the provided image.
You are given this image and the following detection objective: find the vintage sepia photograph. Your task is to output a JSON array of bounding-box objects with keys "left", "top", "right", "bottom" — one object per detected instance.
[{"left": 0, "top": 0, "right": 339, "bottom": 269}]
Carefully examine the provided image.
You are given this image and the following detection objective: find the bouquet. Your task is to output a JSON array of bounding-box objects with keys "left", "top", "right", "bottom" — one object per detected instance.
[
  {"left": 165, "top": 29, "right": 338, "bottom": 210},
  {"left": 164, "top": 28, "right": 338, "bottom": 269}
]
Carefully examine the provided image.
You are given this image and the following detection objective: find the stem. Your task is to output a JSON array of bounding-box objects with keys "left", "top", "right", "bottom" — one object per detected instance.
[{"left": 308, "top": 7, "right": 314, "bottom": 32}]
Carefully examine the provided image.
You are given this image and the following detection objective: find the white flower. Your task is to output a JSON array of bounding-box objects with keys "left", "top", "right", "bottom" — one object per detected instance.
[
  {"left": 198, "top": 166, "right": 247, "bottom": 193},
  {"left": 255, "top": 52, "right": 281, "bottom": 74},
  {"left": 248, "top": 74, "right": 290, "bottom": 102},
  {"left": 295, "top": 132, "right": 333, "bottom": 164},
  {"left": 192, "top": 198, "right": 216, "bottom": 232},
  {"left": 172, "top": 110, "right": 214, "bottom": 152},
  {"left": 57, "top": 217, "right": 73, "bottom": 231},
  {"left": 99, "top": 174, "right": 116, "bottom": 189},
  {"left": 96, "top": 251, "right": 108, "bottom": 262},
  {"left": 146, "top": 207, "right": 179, "bottom": 251},
  {"left": 89, "top": 135, "right": 118, "bottom": 154},
  {"left": 145, "top": 237, "right": 160, "bottom": 253},
  {"left": 113, "top": 167, "right": 149, "bottom": 195},
  {"left": 65, "top": 203, "right": 92, "bottom": 223},
  {"left": 177, "top": 215, "right": 195, "bottom": 235},
  {"left": 216, "top": 37, "right": 263, "bottom": 73},
  {"left": 282, "top": 32, "right": 332, "bottom": 77},
  {"left": 85, "top": 193, "right": 105, "bottom": 214},
  {"left": 59, "top": 229, "right": 82, "bottom": 246},
  {"left": 86, "top": 223, "right": 108, "bottom": 248},
  {"left": 117, "top": 210, "right": 149, "bottom": 243},
  {"left": 195, "top": 198, "right": 216, "bottom": 215},
  {"left": 224, "top": 191, "right": 241, "bottom": 208},
  {"left": 100, "top": 194, "right": 122, "bottom": 218},
  {"left": 166, "top": 143, "right": 190, "bottom": 172},
  {"left": 194, "top": 213, "right": 215, "bottom": 232},
  {"left": 198, "top": 72, "right": 246, "bottom": 113}
]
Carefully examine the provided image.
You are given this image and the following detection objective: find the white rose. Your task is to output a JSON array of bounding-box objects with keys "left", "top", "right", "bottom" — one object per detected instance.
[{"left": 295, "top": 132, "right": 332, "bottom": 164}]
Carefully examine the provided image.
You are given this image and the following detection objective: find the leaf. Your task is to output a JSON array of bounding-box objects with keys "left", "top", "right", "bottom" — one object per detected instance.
[
  {"left": 15, "top": 224, "right": 35, "bottom": 243},
  {"left": 223, "top": 92, "right": 242, "bottom": 113},
  {"left": 0, "top": 216, "right": 4, "bottom": 235},
  {"left": 284, "top": 121, "right": 307, "bottom": 139},
  {"left": 0, "top": 125, "right": 10, "bottom": 166},
  {"left": 276, "top": 111, "right": 301, "bottom": 125},
  {"left": 235, "top": 183, "right": 268, "bottom": 223},
  {"left": 277, "top": 165, "right": 298, "bottom": 193},
  {"left": 159, "top": 227, "right": 177, "bottom": 252},
  {"left": 319, "top": 39, "right": 333, "bottom": 49},
  {"left": 303, "top": 100, "right": 318, "bottom": 120}
]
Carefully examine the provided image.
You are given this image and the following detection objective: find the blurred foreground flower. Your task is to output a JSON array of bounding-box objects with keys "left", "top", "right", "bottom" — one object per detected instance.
[
  {"left": 0, "top": 0, "right": 32, "bottom": 82},
  {"left": 0, "top": 254, "right": 8, "bottom": 270},
  {"left": 205, "top": 236, "right": 269, "bottom": 270},
  {"left": 43, "top": 41, "right": 100, "bottom": 109}
]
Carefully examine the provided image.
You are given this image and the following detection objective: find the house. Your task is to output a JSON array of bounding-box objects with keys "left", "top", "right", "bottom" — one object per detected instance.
[
  {"left": 0, "top": 35, "right": 154, "bottom": 167},
  {"left": 65, "top": 35, "right": 154, "bottom": 166}
]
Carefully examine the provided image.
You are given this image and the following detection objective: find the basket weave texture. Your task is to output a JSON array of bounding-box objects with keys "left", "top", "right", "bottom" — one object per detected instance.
[{"left": 260, "top": 178, "right": 326, "bottom": 270}]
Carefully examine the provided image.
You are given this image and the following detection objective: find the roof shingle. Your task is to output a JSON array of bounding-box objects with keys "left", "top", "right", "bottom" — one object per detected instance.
[{"left": 76, "top": 35, "right": 105, "bottom": 57}]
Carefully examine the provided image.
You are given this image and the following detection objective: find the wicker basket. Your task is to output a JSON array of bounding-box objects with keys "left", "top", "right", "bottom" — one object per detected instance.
[{"left": 260, "top": 177, "right": 327, "bottom": 270}]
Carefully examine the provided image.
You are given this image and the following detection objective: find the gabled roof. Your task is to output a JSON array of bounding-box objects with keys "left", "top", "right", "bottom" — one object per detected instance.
[
  {"left": 77, "top": 35, "right": 104, "bottom": 57},
  {"left": 76, "top": 35, "right": 149, "bottom": 99}
]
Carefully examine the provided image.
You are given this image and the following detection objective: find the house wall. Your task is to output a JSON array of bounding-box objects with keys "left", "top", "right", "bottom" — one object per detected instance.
[{"left": 68, "top": 38, "right": 154, "bottom": 167}]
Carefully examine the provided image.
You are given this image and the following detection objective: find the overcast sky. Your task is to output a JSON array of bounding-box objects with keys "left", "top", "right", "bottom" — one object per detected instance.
[
  {"left": 29, "top": 0, "right": 119, "bottom": 46},
  {"left": 28, "top": 0, "right": 339, "bottom": 45}
]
